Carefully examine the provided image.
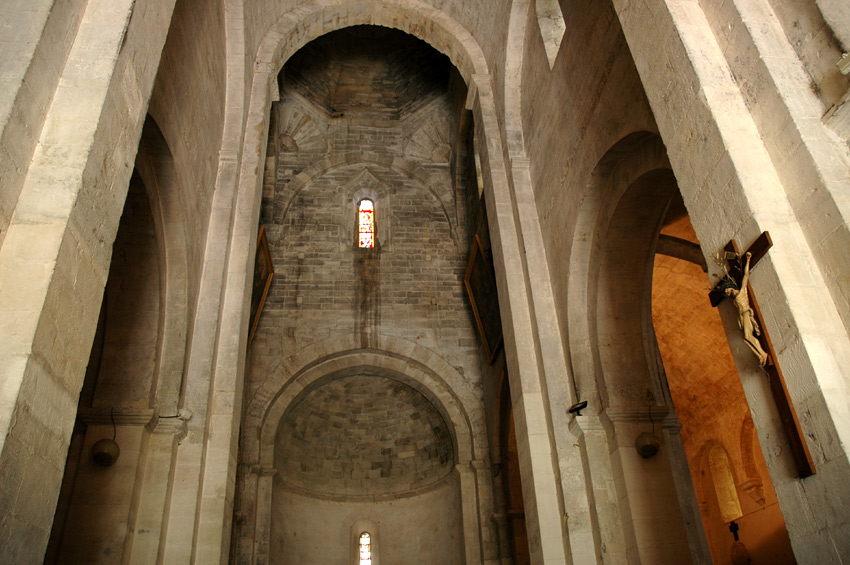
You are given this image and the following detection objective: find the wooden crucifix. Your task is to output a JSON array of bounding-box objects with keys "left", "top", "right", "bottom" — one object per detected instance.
[{"left": 709, "top": 232, "right": 816, "bottom": 478}]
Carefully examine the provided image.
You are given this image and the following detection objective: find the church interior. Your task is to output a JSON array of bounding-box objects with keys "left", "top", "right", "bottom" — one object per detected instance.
[{"left": 1, "top": 0, "right": 850, "bottom": 563}]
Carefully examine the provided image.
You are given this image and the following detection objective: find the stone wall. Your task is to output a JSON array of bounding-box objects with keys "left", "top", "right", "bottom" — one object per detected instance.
[
  {"left": 248, "top": 28, "right": 479, "bottom": 378},
  {"left": 237, "top": 26, "right": 489, "bottom": 563},
  {"left": 148, "top": 0, "right": 228, "bottom": 311},
  {"left": 276, "top": 375, "right": 454, "bottom": 497},
  {"left": 2, "top": 1, "right": 850, "bottom": 563},
  {"left": 272, "top": 477, "right": 464, "bottom": 565},
  {"left": 0, "top": 0, "right": 88, "bottom": 249}
]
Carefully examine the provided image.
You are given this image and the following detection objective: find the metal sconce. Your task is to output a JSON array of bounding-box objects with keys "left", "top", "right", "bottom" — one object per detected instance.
[
  {"left": 568, "top": 400, "right": 588, "bottom": 416},
  {"left": 635, "top": 431, "right": 660, "bottom": 458},
  {"left": 92, "top": 438, "right": 120, "bottom": 466},
  {"left": 635, "top": 407, "right": 660, "bottom": 458},
  {"left": 92, "top": 408, "right": 120, "bottom": 466}
]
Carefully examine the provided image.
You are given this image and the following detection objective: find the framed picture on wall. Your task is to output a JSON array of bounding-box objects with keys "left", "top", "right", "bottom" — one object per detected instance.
[
  {"left": 248, "top": 226, "right": 274, "bottom": 347},
  {"left": 464, "top": 235, "right": 503, "bottom": 363}
]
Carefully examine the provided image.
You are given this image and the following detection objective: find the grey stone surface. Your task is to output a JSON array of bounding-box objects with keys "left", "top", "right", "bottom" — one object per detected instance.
[{"left": 1, "top": 1, "right": 849, "bottom": 564}]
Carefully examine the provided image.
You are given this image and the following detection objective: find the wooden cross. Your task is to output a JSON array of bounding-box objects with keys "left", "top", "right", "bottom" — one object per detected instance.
[{"left": 709, "top": 232, "right": 816, "bottom": 478}]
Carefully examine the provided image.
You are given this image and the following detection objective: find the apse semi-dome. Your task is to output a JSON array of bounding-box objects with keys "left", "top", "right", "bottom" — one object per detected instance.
[{"left": 275, "top": 374, "right": 455, "bottom": 498}]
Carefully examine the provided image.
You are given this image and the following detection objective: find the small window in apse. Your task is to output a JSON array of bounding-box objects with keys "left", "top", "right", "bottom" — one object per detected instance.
[
  {"left": 358, "top": 199, "right": 375, "bottom": 249},
  {"left": 359, "top": 532, "right": 372, "bottom": 565}
]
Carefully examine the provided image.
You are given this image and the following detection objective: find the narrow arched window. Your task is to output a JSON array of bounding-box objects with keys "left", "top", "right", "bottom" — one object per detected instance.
[
  {"left": 358, "top": 532, "right": 372, "bottom": 565},
  {"left": 536, "top": 0, "right": 567, "bottom": 69},
  {"left": 358, "top": 199, "right": 375, "bottom": 249},
  {"left": 709, "top": 444, "right": 743, "bottom": 523}
]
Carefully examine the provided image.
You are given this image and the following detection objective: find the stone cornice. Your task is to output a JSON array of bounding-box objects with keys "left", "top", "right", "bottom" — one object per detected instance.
[{"left": 77, "top": 407, "right": 155, "bottom": 426}]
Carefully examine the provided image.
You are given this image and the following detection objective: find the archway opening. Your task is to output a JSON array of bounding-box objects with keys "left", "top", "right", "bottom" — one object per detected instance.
[
  {"left": 580, "top": 133, "right": 795, "bottom": 562},
  {"left": 45, "top": 169, "right": 162, "bottom": 563},
  {"left": 237, "top": 22, "right": 495, "bottom": 563},
  {"left": 651, "top": 194, "right": 795, "bottom": 563},
  {"left": 272, "top": 373, "right": 462, "bottom": 564},
  {"left": 44, "top": 115, "right": 185, "bottom": 564}
]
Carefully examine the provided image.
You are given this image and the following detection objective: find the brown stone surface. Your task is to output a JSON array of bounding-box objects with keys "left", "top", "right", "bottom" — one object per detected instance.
[
  {"left": 276, "top": 375, "right": 454, "bottom": 497},
  {"left": 2, "top": 2, "right": 849, "bottom": 564},
  {"left": 653, "top": 215, "right": 795, "bottom": 564}
]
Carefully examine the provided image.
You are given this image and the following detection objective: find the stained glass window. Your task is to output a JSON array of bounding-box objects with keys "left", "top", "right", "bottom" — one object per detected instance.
[
  {"left": 358, "top": 199, "right": 375, "bottom": 249},
  {"left": 359, "top": 532, "right": 372, "bottom": 565}
]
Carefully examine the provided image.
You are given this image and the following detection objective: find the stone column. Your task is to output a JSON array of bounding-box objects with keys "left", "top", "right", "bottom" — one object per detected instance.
[
  {"left": 160, "top": 20, "right": 252, "bottom": 563},
  {"left": 573, "top": 414, "right": 629, "bottom": 563},
  {"left": 0, "top": 1, "right": 175, "bottom": 561},
  {"left": 127, "top": 416, "right": 186, "bottom": 564},
  {"left": 606, "top": 408, "right": 691, "bottom": 563},
  {"left": 489, "top": 511, "right": 513, "bottom": 565},
  {"left": 252, "top": 467, "right": 276, "bottom": 565},
  {"left": 471, "top": 76, "right": 570, "bottom": 564},
  {"left": 613, "top": 0, "right": 850, "bottom": 559},
  {"left": 456, "top": 462, "right": 484, "bottom": 564},
  {"left": 661, "top": 412, "right": 711, "bottom": 564}
]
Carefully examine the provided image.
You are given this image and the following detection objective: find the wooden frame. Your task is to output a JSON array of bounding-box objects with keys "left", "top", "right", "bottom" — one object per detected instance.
[
  {"left": 248, "top": 226, "right": 274, "bottom": 347},
  {"left": 721, "top": 234, "right": 815, "bottom": 478},
  {"left": 464, "top": 235, "right": 503, "bottom": 363}
]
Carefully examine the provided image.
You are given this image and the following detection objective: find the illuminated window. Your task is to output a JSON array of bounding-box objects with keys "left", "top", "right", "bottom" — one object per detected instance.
[
  {"left": 358, "top": 199, "right": 375, "bottom": 249},
  {"left": 359, "top": 532, "right": 372, "bottom": 565},
  {"left": 536, "top": 0, "right": 566, "bottom": 69}
]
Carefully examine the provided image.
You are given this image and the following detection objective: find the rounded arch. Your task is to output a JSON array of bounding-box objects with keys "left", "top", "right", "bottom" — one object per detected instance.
[
  {"left": 567, "top": 131, "right": 672, "bottom": 409},
  {"left": 254, "top": 0, "right": 489, "bottom": 85},
  {"left": 351, "top": 520, "right": 381, "bottom": 565},
  {"left": 242, "top": 339, "right": 486, "bottom": 565},
  {"left": 273, "top": 367, "right": 459, "bottom": 500},
  {"left": 259, "top": 351, "right": 474, "bottom": 467},
  {"left": 694, "top": 440, "right": 742, "bottom": 502},
  {"left": 565, "top": 131, "right": 710, "bottom": 562},
  {"left": 133, "top": 115, "right": 189, "bottom": 414},
  {"left": 593, "top": 166, "right": 678, "bottom": 407},
  {"left": 244, "top": 334, "right": 484, "bottom": 469}
]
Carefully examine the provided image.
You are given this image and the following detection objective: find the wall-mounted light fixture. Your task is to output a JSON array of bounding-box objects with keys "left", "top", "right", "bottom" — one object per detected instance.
[
  {"left": 568, "top": 400, "right": 588, "bottom": 416},
  {"left": 92, "top": 438, "right": 120, "bottom": 466},
  {"left": 635, "top": 431, "right": 660, "bottom": 458},
  {"left": 92, "top": 408, "right": 120, "bottom": 466},
  {"left": 635, "top": 406, "right": 660, "bottom": 458}
]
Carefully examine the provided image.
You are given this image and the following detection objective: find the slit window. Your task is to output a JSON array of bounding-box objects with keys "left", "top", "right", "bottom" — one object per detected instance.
[
  {"left": 359, "top": 532, "right": 372, "bottom": 565},
  {"left": 358, "top": 199, "right": 375, "bottom": 249}
]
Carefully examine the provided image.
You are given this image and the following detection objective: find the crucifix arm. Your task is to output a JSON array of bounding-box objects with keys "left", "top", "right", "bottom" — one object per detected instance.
[{"left": 741, "top": 252, "right": 752, "bottom": 289}]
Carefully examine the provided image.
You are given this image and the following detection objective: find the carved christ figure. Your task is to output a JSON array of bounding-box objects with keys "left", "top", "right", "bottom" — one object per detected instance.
[{"left": 724, "top": 252, "right": 770, "bottom": 365}]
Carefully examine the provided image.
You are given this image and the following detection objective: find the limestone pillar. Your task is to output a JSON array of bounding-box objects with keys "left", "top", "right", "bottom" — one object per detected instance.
[
  {"left": 127, "top": 417, "right": 186, "bottom": 564},
  {"left": 661, "top": 413, "right": 711, "bottom": 564},
  {"left": 573, "top": 414, "right": 629, "bottom": 562},
  {"left": 252, "top": 467, "right": 276, "bottom": 565},
  {"left": 456, "top": 461, "right": 484, "bottom": 564},
  {"left": 471, "top": 76, "right": 571, "bottom": 564},
  {"left": 0, "top": 1, "right": 176, "bottom": 561},
  {"left": 613, "top": 0, "right": 850, "bottom": 558},
  {"left": 160, "top": 13, "right": 251, "bottom": 563}
]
